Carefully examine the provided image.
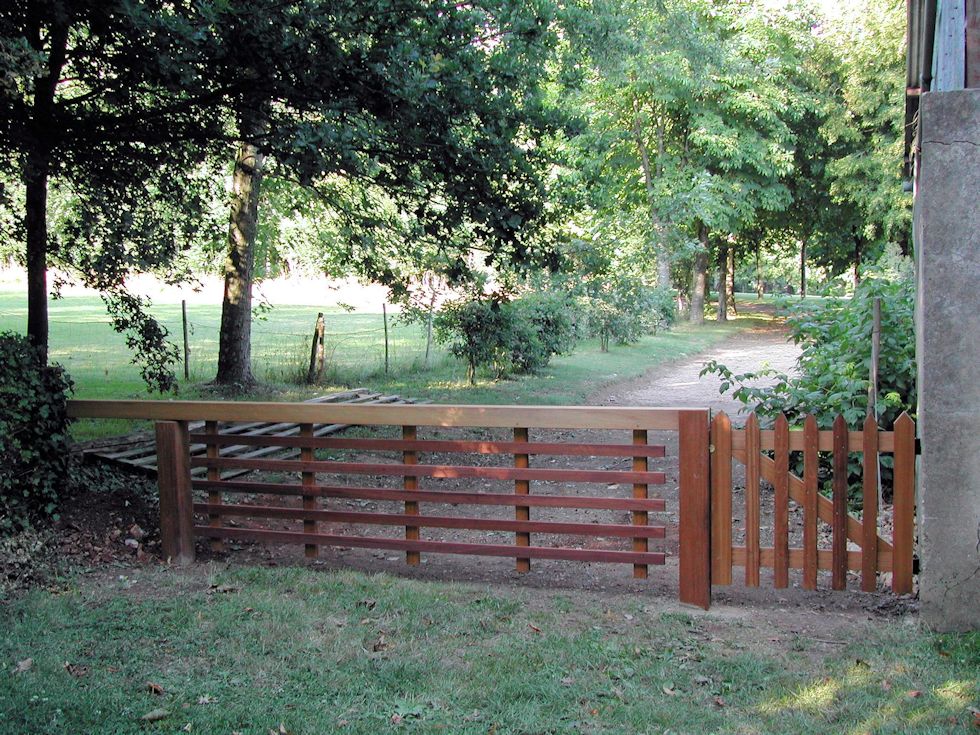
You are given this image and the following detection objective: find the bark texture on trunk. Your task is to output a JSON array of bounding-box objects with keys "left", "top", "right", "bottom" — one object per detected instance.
[
  {"left": 800, "top": 237, "right": 807, "bottom": 298},
  {"left": 716, "top": 240, "right": 728, "bottom": 322},
  {"left": 690, "top": 223, "right": 708, "bottom": 325},
  {"left": 756, "top": 242, "right": 763, "bottom": 297},
  {"left": 215, "top": 137, "right": 265, "bottom": 386},
  {"left": 727, "top": 246, "right": 737, "bottom": 315},
  {"left": 632, "top": 101, "right": 671, "bottom": 289}
]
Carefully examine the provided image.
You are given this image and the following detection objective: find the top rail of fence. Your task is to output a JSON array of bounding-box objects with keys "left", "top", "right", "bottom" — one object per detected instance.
[{"left": 67, "top": 400, "right": 700, "bottom": 431}]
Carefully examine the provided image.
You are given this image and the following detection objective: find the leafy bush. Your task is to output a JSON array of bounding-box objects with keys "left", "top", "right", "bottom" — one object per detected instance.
[
  {"left": 586, "top": 283, "right": 676, "bottom": 352},
  {"left": 0, "top": 333, "right": 74, "bottom": 533},
  {"left": 434, "top": 291, "right": 579, "bottom": 383},
  {"left": 701, "top": 272, "right": 914, "bottom": 429}
]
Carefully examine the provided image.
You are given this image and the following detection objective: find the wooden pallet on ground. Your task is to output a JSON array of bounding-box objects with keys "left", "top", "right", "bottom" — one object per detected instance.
[{"left": 81, "top": 389, "right": 426, "bottom": 478}]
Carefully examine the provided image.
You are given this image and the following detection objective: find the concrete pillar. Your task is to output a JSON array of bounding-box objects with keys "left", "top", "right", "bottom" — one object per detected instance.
[{"left": 914, "top": 88, "right": 980, "bottom": 631}]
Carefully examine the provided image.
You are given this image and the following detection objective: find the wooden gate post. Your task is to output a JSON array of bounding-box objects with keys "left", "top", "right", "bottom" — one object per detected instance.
[
  {"left": 156, "top": 420, "right": 195, "bottom": 565},
  {"left": 678, "top": 410, "right": 711, "bottom": 609}
]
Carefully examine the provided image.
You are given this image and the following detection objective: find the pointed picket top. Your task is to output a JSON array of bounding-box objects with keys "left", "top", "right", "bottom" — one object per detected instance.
[
  {"left": 833, "top": 413, "right": 848, "bottom": 434},
  {"left": 803, "top": 413, "right": 818, "bottom": 434},
  {"left": 862, "top": 412, "right": 879, "bottom": 433},
  {"left": 711, "top": 410, "right": 731, "bottom": 428},
  {"left": 894, "top": 411, "right": 915, "bottom": 432},
  {"left": 774, "top": 412, "right": 789, "bottom": 433}
]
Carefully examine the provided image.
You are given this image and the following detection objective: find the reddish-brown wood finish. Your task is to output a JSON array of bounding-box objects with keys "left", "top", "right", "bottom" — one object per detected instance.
[
  {"left": 191, "top": 456, "right": 666, "bottom": 485},
  {"left": 301, "top": 423, "right": 317, "bottom": 558},
  {"left": 195, "top": 525, "right": 666, "bottom": 565},
  {"left": 861, "top": 415, "right": 880, "bottom": 592},
  {"left": 633, "top": 429, "right": 649, "bottom": 579},
  {"left": 191, "top": 503, "right": 667, "bottom": 538},
  {"left": 710, "top": 412, "right": 733, "bottom": 585},
  {"left": 205, "top": 420, "right": 223, "bottom": 552},
  {"left": 773, "top": 414, "right": 790, "bottom": 589},
  {"left": 403, "top": 425, "right": 419, "bottom": 566},
  {"left": 515, "top": 427, "right": 530, "bottom": 573},
  {"left": 731, "top": 546, "right": 894, "bottom": 572},
  {"left": 186, "top": 433, "right": 667, "bottom": 458},
  {"left": 831, "top": 415, "right": 849, "bottom": 590},
  {"left": 803, "top": 415, "right": 819, "bottom": 590},
  {"left": 678, "top": 410, "right": 710, "bottom": 609},
  {"left": 892, "top": 412, "right": 915, "bottom": 595},
  {"left": 744, "top": 413, "right": 761, "bottom": 587},
  {"left": 193, "top": 479, "right": 667, "bottom": 512},
  {"left": 156, "top": 421, "right": 194, "bottom": 565}
]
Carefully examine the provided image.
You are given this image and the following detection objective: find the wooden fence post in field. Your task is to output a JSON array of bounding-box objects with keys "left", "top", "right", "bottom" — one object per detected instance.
[
  {"left": 679, "top": 410, "right": 711, "bottom": 609},
  {"left": 383, "top": 304, "right": 390, "bottom": 375},
  {"left": 515, "top": 427, "right": 530, "bottom": 572},
  {"left": 156, "top": 420, "right": 195, "bottom": 565},
  {"left": 892, "top": 412, "right": 916, "bottom": 594},
  {"left": 710, "top": 412, "right": 732, "bottom": 585},
  {"left": 307, "top": 312, "right": 325, "bottom": 383},
  {"left": 181, "top": 299, "right": 190, "bottom": 381}
]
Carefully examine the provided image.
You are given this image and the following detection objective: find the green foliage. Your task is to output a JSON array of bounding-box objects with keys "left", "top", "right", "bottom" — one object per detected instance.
[
  {"left": 586, "top": 283, "right": 675, "bottom": 352},
  {"left": 701, "top": 268, "right": 914, "bottom": 430},
  {"left": 0, "top": 333, "right": 73, "bottom": 533},
  {"left": 434, "top": 291, "right": 579, "bottom": 384}
]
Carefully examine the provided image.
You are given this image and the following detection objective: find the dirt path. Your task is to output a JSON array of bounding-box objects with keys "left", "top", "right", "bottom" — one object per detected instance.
[{"left": 590, "top": 314, "right": 800, "bottom": 419}]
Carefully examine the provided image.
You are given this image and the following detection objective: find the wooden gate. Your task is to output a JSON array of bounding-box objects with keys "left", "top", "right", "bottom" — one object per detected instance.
[
  {"left": 69, "top": 401, "right": 712, "bottom": 608},
  {"left": 709, "top": 411, "right": 916, "bottom": 594}
]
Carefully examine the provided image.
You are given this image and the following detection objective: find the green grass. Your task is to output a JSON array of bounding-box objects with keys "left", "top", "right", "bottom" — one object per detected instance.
[
  {"left": 1, "top": 565, "right": 976, "bottom": 734},
  {"left": 1, "top": 286, "right": 763, "bottom": 440}
]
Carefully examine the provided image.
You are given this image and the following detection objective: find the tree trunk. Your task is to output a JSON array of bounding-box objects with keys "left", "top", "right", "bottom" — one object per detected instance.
[
  {"left": 215, "top": 136, "right": 265, "bottom": 386},
  {"left": 25, "top": 153, "right": 50, "bottom": 360},
  {"left": 632, "top": 100, "right": 671, "bottom": 289},
  {"left": 728, "top": 246, "right": 737, "bottom": 316},
  {"left": 23, "top": 19, "right": 69, "bottom": 361},
  {"left": 853, "top": 235, "right": 862, "bottom": 287},
  {"left": 799, "top": 237, "right": 807, "bottom": 298},
  {"left": 690, "top": 223, "right": 708, "bottom": 325},
  {"left": 716, "top": 240, "right": 728, "bottom": 323},
  {"left": 756, "top": 242, "right": 763, "bottom": 297}
]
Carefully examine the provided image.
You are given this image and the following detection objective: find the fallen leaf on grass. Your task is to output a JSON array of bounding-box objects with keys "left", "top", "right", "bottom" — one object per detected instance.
[
  {"left": 206, "top": 584, "right": 239, "bottom": 595},
  {"left": 662, "top": 684, "right": 678, "bottom": 696},
  {"left": 359, "top": 598, "right": 377, "bottom": 610},
  {"left": 13, "top": 658, "right": 33, "bottom": 674},
  {"left": 561, "top": 677, "right": 575, "bottom": 686},
  {"left": 145, "top": 681, "right": 165, "bottom": 696},
  {"left": 372, "top": 634, "right": 389, "bottom": 652},
  {"left": 907, "top": 690, "right": 923, "bottom": 698},
  {"left": 528, "top": 624, "right": 541, "bottom": 634},
  {"left": 882, "top": 680, "right": 892, "bottom": 692},
  {"left": 182, "top": 724, "right": 192, "bottom": 732},
  {"left": 140, "top": 708, "right": 170, "bottom": 722},
  {"left": 713, "top": 697, "right": 726, "bottom": 708},
  {"left": 269, "top": 724, "right": 290, "bottom": 735},
  {"left": 64, "top": 662, "right": 89, "bottom": 678},
  {"left": 197, "top": 694, "right": 216, "bottom": 705}
]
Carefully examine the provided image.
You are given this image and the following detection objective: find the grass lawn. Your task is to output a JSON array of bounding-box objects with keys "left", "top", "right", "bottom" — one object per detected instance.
[
  {"left": 1, "top": 565, "right": 976, "bottom": 734},
  {"left": 0, "top": 286, "right": 766, "bottom": 440}
]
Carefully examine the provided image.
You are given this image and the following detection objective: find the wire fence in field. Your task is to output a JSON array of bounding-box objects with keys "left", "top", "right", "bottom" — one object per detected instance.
[{"left": 0, "top": 297, "right": 448, "bottom": 388}]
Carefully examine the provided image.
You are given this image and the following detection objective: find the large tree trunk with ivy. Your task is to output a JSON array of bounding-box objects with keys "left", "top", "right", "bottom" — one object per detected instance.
[
  {"left": 215, "top": 134, "right": 265, "bottom": 386},
  {"left": 690, "top": 223, "right": 708, "bottom": 325},
  {"left": 716, "top": 240, "right": 728, "bottom": 323}
]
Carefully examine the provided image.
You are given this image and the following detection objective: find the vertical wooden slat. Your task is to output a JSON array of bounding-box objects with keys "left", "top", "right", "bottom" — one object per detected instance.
[
  {"left": 206, "top": 420, "right": 223, "bottom": 552},
  {"left": 831, "top": 415, "right": 849, "bottom": 590},
  {"left": 803, "top": 414, "right": 819, "bottom": 590},
  {"left": 403, "top": 425, "right": 420, "bottom": 566},
  {"left": 301, "top": 423, "right": 317, "bottom": 558},
  {"left": 710, "top": 413, "right": 733, "bottom": 585},
  {"left": 861, "top": 414, "right": 880, "bottom": 592},
  {"left": 773, "top": 414, "right": 790, "bottom": 589},
  {"left": 892, "top": 412, "right": 916, "bottom": 594},
  {"left": 632, "top": 429, "right": 649, "bottom": 579},
  {"left": 678, "top": 410, "right": 711, "bottom": 610},
  {"left": 156, "top": 420, "right": 194, "bottom": 565},
  {"left": 514, "top": 427, "right": 530, "bottom": 573},
  {"left": 744, "top": 413, "right": 761, "bottom": 587}
]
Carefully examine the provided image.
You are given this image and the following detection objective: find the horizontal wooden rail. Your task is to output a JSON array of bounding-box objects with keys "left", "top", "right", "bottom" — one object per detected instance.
[
  {"left": 731, "top": 428, "right": 896, "bottom": 453},
  {"left": 192, "top": 479, "right": 667, "bottom": 512},
  {"left": 196, "top": 526, "right": 667, "bottom": 565},
  {"left": 191, "top": 503, "right": 668, "bottom": 538},
  {"left": 187, "top": 433, "right": 667, "bottom": 458},
  {"left": 67, "top": 399, "right": 693, "bottom": 430},
  {"left": 191, "top": 456, "right": 666, "bottom": 485},
  {"left": 731, "top": 546, "right": 894, "bottom": 573}
]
